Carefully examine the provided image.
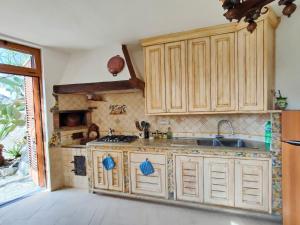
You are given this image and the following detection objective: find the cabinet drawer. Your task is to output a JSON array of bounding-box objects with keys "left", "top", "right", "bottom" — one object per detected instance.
[{"left": 130, "top": 152, "right": 166, "bottom": 165}]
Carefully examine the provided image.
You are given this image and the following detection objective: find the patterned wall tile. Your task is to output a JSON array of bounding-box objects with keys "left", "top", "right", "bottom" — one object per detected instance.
[
  {"left": 58, "top": 94, "right": 89, "bottom": 111},
  {"left": 88, "top": 92, "right": 269, "bottom": 138}
]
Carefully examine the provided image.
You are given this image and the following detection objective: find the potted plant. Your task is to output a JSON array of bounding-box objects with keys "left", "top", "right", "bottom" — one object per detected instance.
[
  {"left": 0, "top": 75, "right": 26, "bottom": 165},
  {"left": 275, "top": 90, "right": 288, "bottom": 110}
]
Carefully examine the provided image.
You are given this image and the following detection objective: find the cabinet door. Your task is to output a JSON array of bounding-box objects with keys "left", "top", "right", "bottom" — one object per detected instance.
[
  {"left": 204, "top": 157, "right": 234, "bottom": 206},
  {"left": 238, "top": 22, "right": 264, "bottom": 111},
  {"left": 235, "top": 159, "right": 270, "bottom": 212},
  {"left": 175, "top": 155, "right": 203, "bottom": 202},
  {"left": 130, "top": 163, "right": 166, "bottom": 198},
  {"left": 92, "top": 151, "right": 108, "bottom": 189},
  {"left": 107, "top": 151, "right": 123, "bottom": 192},
  {"left": 145, "top": 45, "right": 166, "bottom": 114},
  {"left": 165, "top": 41, "right": 187, "bottom": 113},
  {"left": 188, "top": 37, "right": 211, "bottom": 112},
  {"left": 211, "top": 33, "right": 236, "bottom": 111},
  {"left": 130, "top": 153, "right": 167, "bottom": 198}
]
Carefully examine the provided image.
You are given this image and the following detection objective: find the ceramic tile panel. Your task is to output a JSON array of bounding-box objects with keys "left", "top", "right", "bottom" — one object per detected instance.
[
  {"left": 270, "top": 113, "right": 282, "bottom": 215},
  {"left": 58, "top": 94, "right": 88, "bottom": 111},
  {"left": 88, "top": 92, "right": 269, "bottom": 139},
  {"left": 49, "top": 147, "right": 89, "bottom": 190},
  {"left": 48, "top": 147, "right": 63, "bottom": 190},
  {"left": 61, "top": 147, "right": 88, "bottom": 189}
]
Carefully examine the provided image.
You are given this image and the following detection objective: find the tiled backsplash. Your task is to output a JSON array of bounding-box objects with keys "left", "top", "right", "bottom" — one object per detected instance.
[
  {"left": 56, "top": 92, "right": 270, "bottom": 141},
  {"left": 86, "top": 92, "right": 270, "bottom": 140},
  {"left": 58, "top": 94, "right": 89, "bottom": 111}
]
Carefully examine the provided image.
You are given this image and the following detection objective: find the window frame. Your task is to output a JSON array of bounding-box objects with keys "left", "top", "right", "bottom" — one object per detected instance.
[
  {"left": 0, "top": 40, "right": 42, "bottom": 77},
  {"left": 0, "top": 39, "right": 46, "bottom": 187}
]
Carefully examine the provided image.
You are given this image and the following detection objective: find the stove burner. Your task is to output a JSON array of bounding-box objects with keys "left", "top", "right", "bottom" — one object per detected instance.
[{"left": 97, "top": 135, "right": 138, "bottom": 143}]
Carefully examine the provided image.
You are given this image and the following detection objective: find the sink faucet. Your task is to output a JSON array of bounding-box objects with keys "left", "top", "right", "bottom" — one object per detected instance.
[
  {"left": 216, "top": 120, "right": 234, "bottom": 139},
  {"left": 108, "top": 128, "right": 115, "bottom": 136}
]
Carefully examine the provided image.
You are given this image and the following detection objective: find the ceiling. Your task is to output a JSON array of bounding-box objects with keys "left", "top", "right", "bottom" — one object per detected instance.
[{"left": 0, "top": 0, "right": 294, "bottom": 51}]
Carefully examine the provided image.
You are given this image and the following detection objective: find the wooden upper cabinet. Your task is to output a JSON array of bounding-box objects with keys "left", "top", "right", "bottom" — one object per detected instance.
[
  {"left": 238, "top": 22, "right": 264, "bottom": 111},
  {"left": 187, "top": 38, "right": 211, "bottom": 112},
  {"left": 211, "top": 33, "right": 236, "bottom": 112},
  {"left": 165, "top": 41, "right": 187, "bottom": 113},
  {"left": 145, "top": 45, "right": 166, "bottom": 114},
  {"left": 141, "top": 11, "right": 279, "bottom": 114}
]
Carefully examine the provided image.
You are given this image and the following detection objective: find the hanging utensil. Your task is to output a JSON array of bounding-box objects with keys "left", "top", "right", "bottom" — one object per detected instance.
[{"left": 135, "top": 121, "right": 143, "bottom": 131}]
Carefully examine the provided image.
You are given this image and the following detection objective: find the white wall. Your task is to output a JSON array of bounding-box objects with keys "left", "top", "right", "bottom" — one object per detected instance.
[
  {"left": 41, "top": 47, "right": 70, "bottom": 190},
  {"left": 59, "top": 45, "right": 131, "bottom": 84},
  {"left": 42, "top": 48, "right": 70, "bottom": 135},
  {"left": 276, "top": 9, "right": 300, "bottom": 109}
]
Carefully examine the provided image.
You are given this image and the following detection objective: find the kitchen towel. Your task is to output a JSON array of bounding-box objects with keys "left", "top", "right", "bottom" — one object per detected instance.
[
  {"left": 102, "top": 156, "right": 115, "bottom": 170},
  {"left": 140, "top": 159, "right": 155, "bottom": 176}
]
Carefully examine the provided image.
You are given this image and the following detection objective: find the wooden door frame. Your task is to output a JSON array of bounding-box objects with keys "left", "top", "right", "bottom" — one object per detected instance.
[{"left": 0, "top": 40, "right": 46, "bottom": 187}]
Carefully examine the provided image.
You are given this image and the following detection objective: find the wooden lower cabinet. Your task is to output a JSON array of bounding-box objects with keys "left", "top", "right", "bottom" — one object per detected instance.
[
  {"left": 129, "top": 152, "right": 167, "bottom": 198},
  {"left": 93, "top": 151, "right": 108, "bottom": 189},
  {"left": 235, "top": 159, "right": 270, "bottom": 212},
  {"left": 203, "top": 157, "right": 235, "bottom": 206},
  {"left": 175, "top": 155, "right": 203, "bottom": 202},
  {"left": 92, "top": 150, "right": 123, "bottom": 192},
  {"left": 91, "top": 149, "right": 271, "bottom": 212}
]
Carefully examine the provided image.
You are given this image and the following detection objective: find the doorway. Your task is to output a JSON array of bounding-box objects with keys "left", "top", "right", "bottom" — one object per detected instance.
[{"left": 0, "top": 40, "right": 45, "bottom": 205}]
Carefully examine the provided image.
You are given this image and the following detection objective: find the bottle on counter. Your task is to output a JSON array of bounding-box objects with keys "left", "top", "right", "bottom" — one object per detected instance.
[
  {"left": 167, "top": 127, "right": 173, "bottom": 139},
  {"left": 144, "top": 128, "right": 149, "bottom": 139},
  {"left": 264, "top": 121, "right": 272, "bottom": 151}
]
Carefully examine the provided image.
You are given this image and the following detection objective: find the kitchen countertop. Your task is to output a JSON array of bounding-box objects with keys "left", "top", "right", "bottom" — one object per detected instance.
[
  {"left": 87, "top": 138, "right": 271, "bottom": 157},
  {"left": 60, "top": 144, "right": 87, "bottom": 149}
]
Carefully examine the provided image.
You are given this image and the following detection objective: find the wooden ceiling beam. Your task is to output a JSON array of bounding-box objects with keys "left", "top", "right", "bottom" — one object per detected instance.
[
  {"left": 53, "top": 80, "right": 140, "bottom": 94},
  {"left": 53, "top": 45, "right": 145, "bottom": 95}
]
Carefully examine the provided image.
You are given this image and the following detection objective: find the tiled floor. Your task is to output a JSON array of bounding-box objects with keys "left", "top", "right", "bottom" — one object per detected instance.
[
  {"left": 0, "top": 176, "right": 38, "bottom": 205},
  {"left": 0, "top": 189, "right": 282, "bottom": 225}
]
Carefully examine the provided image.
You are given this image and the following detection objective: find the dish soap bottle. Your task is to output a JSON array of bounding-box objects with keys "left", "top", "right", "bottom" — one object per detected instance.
[
  {"left": 167, "top": 127, "right": 173, "bottom": 139},
  {"left": 264, "top": 121, "right": 272, "bottom": 151}
]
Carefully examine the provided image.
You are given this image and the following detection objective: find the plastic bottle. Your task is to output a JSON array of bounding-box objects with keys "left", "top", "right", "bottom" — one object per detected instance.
[
  {"left": 167, "top": 127, "right": 173, "bottom": 139},
  {"left": 264, "top": 121, "right": 272, "bottom": 151}
]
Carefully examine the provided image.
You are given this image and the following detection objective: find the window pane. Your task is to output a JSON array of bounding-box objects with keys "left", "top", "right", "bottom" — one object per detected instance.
[
  {"left": 0, "top": 73, "right": 25, "bottom": 103},
  {"left": 0, "top": 48, "right": 33, "bottom": 68}
]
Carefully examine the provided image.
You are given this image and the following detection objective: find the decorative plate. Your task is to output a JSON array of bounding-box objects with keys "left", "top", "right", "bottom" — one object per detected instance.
[{"left": 107, "top": 55, "right": 125, "bottom": 76}]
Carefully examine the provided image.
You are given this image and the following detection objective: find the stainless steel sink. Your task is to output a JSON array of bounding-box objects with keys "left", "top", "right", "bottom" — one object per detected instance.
[{"left": 196, "top": 138, "right": 259, "bottom": 149}]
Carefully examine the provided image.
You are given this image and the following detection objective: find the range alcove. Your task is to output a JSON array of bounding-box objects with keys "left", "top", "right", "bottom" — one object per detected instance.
[{"left": 53, "top": 110, "right": 92, "bottom": 130}]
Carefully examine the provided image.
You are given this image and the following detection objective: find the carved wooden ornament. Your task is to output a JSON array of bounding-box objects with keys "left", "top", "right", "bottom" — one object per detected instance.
[{"left": 107, "top": 55, "right": 125, "bottom": 76}]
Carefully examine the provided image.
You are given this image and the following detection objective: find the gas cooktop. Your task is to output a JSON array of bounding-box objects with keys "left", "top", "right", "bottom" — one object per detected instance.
[{"left": 97, "top": 135, "right": 138, "bottom": 143}]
